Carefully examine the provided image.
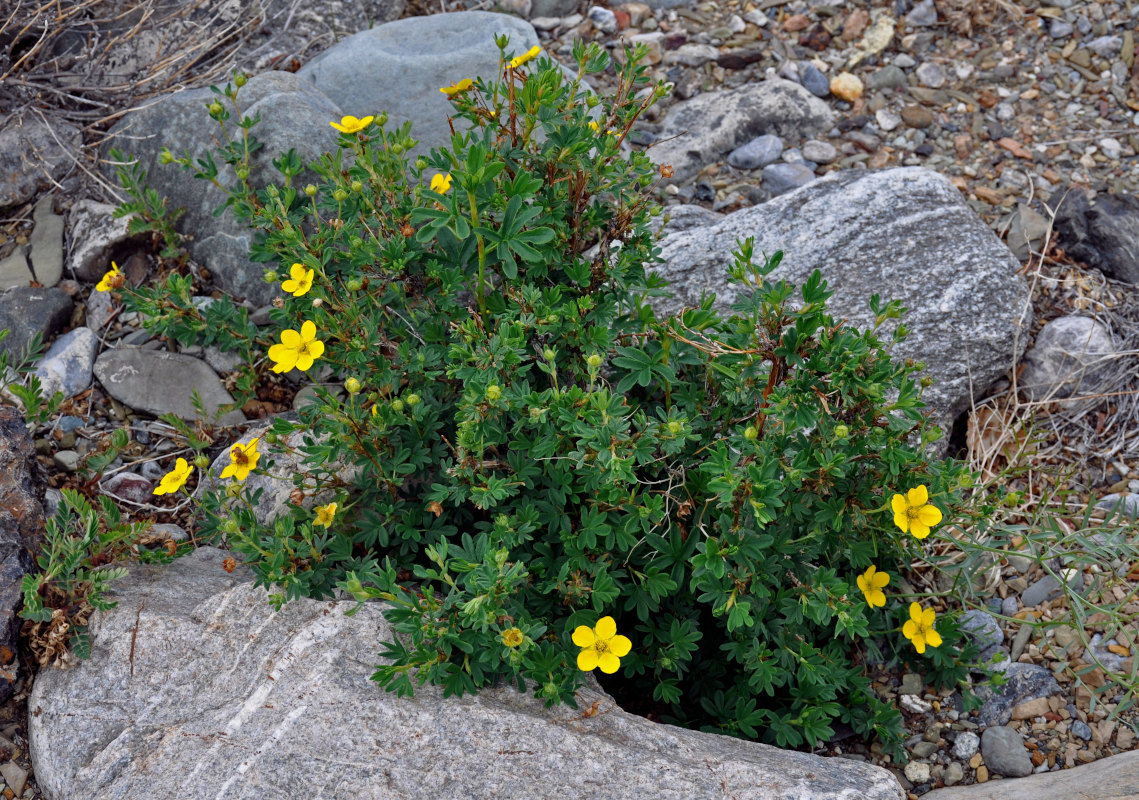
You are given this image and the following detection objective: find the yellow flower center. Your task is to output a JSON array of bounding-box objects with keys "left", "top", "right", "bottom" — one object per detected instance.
[{"left": 907, "top": 505, "right": 922, "bottom": 522}]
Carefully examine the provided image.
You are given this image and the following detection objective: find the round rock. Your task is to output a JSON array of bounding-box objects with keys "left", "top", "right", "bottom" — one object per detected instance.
[
  {"left": 801, "top": 140, "right": 837, "bottom": 164},
  {"left": 980, "top": 726, "right": 1033, "bottom": 778},
  {"left": 1019, "top": 315, "right": 1118, "bottom": 401},
  {"left": 727, "top": 134, "right": 784, "bottom": 169},
  {"left": 951, "top": 731, "right": 980, "bottom": 760},
  {"left": 761, "top": 163, "right": 816, "bottom": 196}
]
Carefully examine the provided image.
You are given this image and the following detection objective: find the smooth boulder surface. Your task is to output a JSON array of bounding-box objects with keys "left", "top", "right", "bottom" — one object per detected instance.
[
  {"left": 652, "top": 167, "right": 1031, "bottom": 438},
  {"left": 0, "top": 288, "right": 73, "bottom": 364},
  {"left": 297, "top": 12, "right": 542, "bottom": 157},
  {"left": 100, "top": 72, "right": 343, "bottom": 304},
  {"left": 30, "top": 547, "right": 904, "bottom": 800},
  {"left": 93, "top": 349, "right": 246, "bottom": 426},
  {"left": 648, "top": 78, "right": 833, "bottom": 183},
  {"left": 0, "top": 111, "right": 80, "bottom": 210},
  {"left": 925, "top": 750, "right": 1139, "bottom": 799},
  {"left": 1018, "top": 315, "right": 1120, "bottom": 402}
]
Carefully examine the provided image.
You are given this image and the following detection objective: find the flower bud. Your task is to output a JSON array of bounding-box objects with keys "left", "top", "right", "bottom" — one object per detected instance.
[
  {"left": 193, "top": 453, "right": 210, "bottom": 469},
  {"left": 235, "top": 72, "right": 248, "bottom": 87},
  {"left": 264, "top": 431, "right": 279, "bottom": 444},
  {"left": 744, "top": 426, "right": 758, "bottom": 441},
  {"left": 920, "top": 377, "right": 933, "bottom": 388},
  {"left": 415, "top": 157, "right": 428, "bottom": 171},
  {"left": 333, "top": 188, "right": 348, "bottom": 202},
  {"left": 346, "top": 277, "right": 364, "bottom": 291},
  {"left": 345, "top": 377, "right": 362, "bottom": 394},
  {"left": 289, "top": 488, "right": 305, "bottom": 504},
  {"left": 586, "top": 354, "right": 602, "bottom": 369},
  {"left": 235, "top": 167, "right": 250, "bottom": 181},
  {"left": 667, "top": 420, "right": 682, "bottom": 435},
  {"left": 834, "top": 424, "right": 849, "bottom": 438},
  {"left": 529, "top": 406, "right": 545, "bottom": 421},
  {"left": 485, "top": 385, "right": 502, "bottom": 402},
  {"left": 222, "top": 519, "right": 241, "bottom": 534},
  {"left": 159, "top": 150, "right": 174, "bottom": 165},
  {"left": 263, "top": 270, "right": 279, "bottom": 283},
  {"left": 391, "top": 143, "right": 403, "bottom": 154},
  {"left": 543, "top": 348, "right": 555, "bottom": 361},
  {"left": 312, "top": 297, "right": 324, "bottom": 308},
  {"left": 376, "top": 112, "right": 388, "bottom": 126},
  {"left": 225, "top": 483, "right": 242, "bottom": 498},
  {"left": 304, "top": 184, "right": 317, "bottom": 197},
  {"left": 405, "top": 393, "right": 421, "bottom": 407},
  {"left": 208, "top": 101, "right": 224, "bottom": 116},
  {"left": 351, "top": 180, "right": 364, "bottom": 193},
  {"left": 391, "top": 399, "right": 405, "bottom": 413}
]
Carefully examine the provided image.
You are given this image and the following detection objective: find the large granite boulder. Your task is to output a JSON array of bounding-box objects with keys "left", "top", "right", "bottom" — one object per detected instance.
[
  {"left": 0, "top": 406, "right": 46, "bottom": 702},
  {"left": 100, "top": 72, "right": 343, "bottom": 304},
  {"left": 296, "top": 12, "right": 542, "bottom": 157},
  {"left": 924, "top": 750, "right": 1139, "bottom": 800},
  {"left": 0, "top": 111, "right": 81, "bottom": 210},
  {"left": 648, "top": 78, "right": 834, "bottom": 184},
  {"left": 652, "top": 167, "right": 1031, "bottom": 438},
  {"left": 1047, "top": 187, "right": 1139, "bottom": 285},
  {"left": 30, "top": 547, "right": 904, "bottom": 800}
]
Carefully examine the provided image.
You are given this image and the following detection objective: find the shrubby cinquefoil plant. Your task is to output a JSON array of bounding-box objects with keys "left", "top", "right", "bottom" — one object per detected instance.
[{"left": 108, "top": 39, "right": 984, "bottom": 754}]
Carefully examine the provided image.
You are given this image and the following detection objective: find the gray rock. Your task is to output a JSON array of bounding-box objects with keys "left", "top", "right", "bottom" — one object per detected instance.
[
  {"left": 0, "top": 287, "right": 73, "bottom": 364},
  {"left": 652, "top": 168, "right": 1031, "bottom": 440},
  {"left": 52, "top": 450, "right": 80, "bottom": 472},
  {"left": 960, "top": 610, "right": 1004, "bottom": 662},
  {"left": 652, "top": 205, "right": 726, "bottom": 236},
  {"left": 1087, "top": 35, "right": 1123, "bottom": 57},
  {"left": 801, "top": 140, "right": 837, "bottom": 165},
  {"left": 30, "top": 547, "right": 906, "bottom": 800},
  {"left": 85, "top": 291, "right": 115, "bottom": 333},
  {"left": 904, "top": 760, "right": 931, "bottom": 784},
  {"left": 924, "top": 751, "right": 1139, "bottom": 800},
  {"left": 530, "top": 0, "right": 580, "bottom": 16},
  {"left": 34, "top": 327, "right": 98, "bottom": 399},
  {"left": 867, "top": 65, "right": 908, "bottom": 91},
  {"left": 1006, "top": 203, "right": 1050, "bottom": 262},
  {"left": 800, "top": 63, "right": 830, "bottom": 97},
  {"left": 951, "top": 731, "right": 979, "bottom": 760},
  {"left": 587, "top": 5, "right": 618, "bottom": 33},
  {"left": 900, "top": 673, "right": 924, "bottom": 695},
  {"left": 761, "top": 163, "right": 817, "bottom": 196},
  {"left": 1001, "top": 596, "right": 1019, "bottom": 616},
  {"left": 1070, "top": 720, "right": 1092, "bottom": 740},
  {"left": 981, "top": 726, "right": 1033, "bottom": 778},
  {"left": 893, "top": 54, "right": 917, "bottom": 69},
  {"left": 0, "top": 406, "right": 45, "bottom": 702},
  {"left": 727, "top": 134, "right": 785, "bottom": 170},
  {"left": 910, "top": 741, "right": 938, "bottom": 759},
  {"left": 974, "top": 663, "right": 1061, "bottom": 727},
  {"left": 1021, "top": 575, "right": 1065, "bottom": 608},
  {"left": 1047, "top": 188, "right": 1139, "bottom": 285},
  {"left": 649, "top": 78, "right": 833, "bottom": 183},
  {"left": 93, "top": 349, "right": 246, "bottom": 426},
  {"left": 102, "top": 72, "right": 343, "bottom": 305},
  {"left": 29, "top": 195, "right": 64, "bottom": 287},
  {"left": 1018, "top": 316, "right": 1118, "bottom": 402},
  {"left": 666, "top": 44, "right": 721, "bottom": 67},
  {"left": 1009, "top": 616, "right": 1034, "bottom": 661},
  {"left": 875, "top": 109, "right": 902, "bottom": 132},
  {"left": 942, "top": 761, "right": 964, "bottom": 786},
  {"left": 0, "top": 249, "right": 32, "bottom": 290},
  {"left": 1096, "top": 492, "right": 1139, "bottom": 520},
  {"left": 147, "top": 523, "right": 188, "bottom": 542},
  {"left": 1049, "top": 18, "right": 1074, "bottom": 38},
  {"left": 102, "top": 472, "right": 155, "bottom": 505},
  {"left": 915, "top": 62, "right": 946, "bottom": 89},
  {"left": 298, "top": 12, "right": 538, "bottom": 159},
  {"left": 906, "top": 0, "right": 938, "bottom": 26},
  {"left": 66, "top": 199, "right": 137, "bottom": 282},
  {"left": 0, "top": 110, "right": 81, "bottom": 209}
]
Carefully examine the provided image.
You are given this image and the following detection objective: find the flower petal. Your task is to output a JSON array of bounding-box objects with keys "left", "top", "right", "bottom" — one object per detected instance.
[
  {"left": 307, "top": 340, "right": 325, "bottom": 360},
  {"left": 597, "top": 652, "right": 621, "bottom": 674},
  {"left": 608, "top": 634, "right": 632, "bottom": 658},
  {"left": 925, "top": 628, "right": 943, "bottom": 649},
  {"left": 909, "top": 602, "right": 924, "bottom": 623},
  {"left": 893, "top": 513, "right": 910, "bottom": 533},
  {"left": 280, "top": 328, "right": 300, "bottom": 348},
  {"left": 891, "top": 494, "right": 907, "bottom": 517},
  {"left": 922, "top": 607, "right": 937, "bottom": 627},
  {"left": 910, "top": 523, "right": 930, "bottom": 540},
  {"left": 576, "top": 649, "right": 599, "bottom": 672},
  {"left": 856, "top": 574, "right": 869, "bottom": 593},
  {"left": 868, "top": 588, "right": 885, "bottom": 608},
  {"left": 907, "top": 485, "right": 929, "bottom": 507},
  {"left": 594, "top": 616, "right": 617, "bottom": 640},
  {"left": 301, "top": 320, "right": 316, "bottom": 341},
  {"left": 872, "top": 570, "right": 890, "bottom": 589},
  {"left": 903, "top": 619, "right": 918, "bottom": 639},
  {"left": 918, "top": 504, "right": 943, "bottom": 527},
  {"left": 911, "top": 633, "right": 927, "bottom": 654},
  {"left": 571, "top": 625, "right": 596, "bottom": 648}
]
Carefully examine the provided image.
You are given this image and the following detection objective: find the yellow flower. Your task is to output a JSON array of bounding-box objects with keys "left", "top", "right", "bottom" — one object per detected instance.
[
  {"left": 153, "top": 458, "right": 193, "bottom": 495},
  {"left": 572, "top": 615, "right": 632, "bottom": 674},
  {"left": 500, "top": 627, "right": 524, "bottom": 648},
  {"left": 440, "top": 78, "right": 473, "bottom": 95},
  {"left": 902, "top": 601, "right": 942, "bottom": 654},
  {"left": 95, "top": 262, "right": 124, "bottom": 292},
  {"left": 330, "top": 115, "right": 374, "bottom": 133},
  {"left": 891, "top": 485, "right": 943, "bottom": 539},
  {"left": 219, "top": 437, "right": 261, "bottom": 482},
  {"left": 430, "top": 173, "right": 452, "bottom": 194},
  {"left": 314, "top": 502, "right": 337, "bottom": 527},
  {"left": 281, "top": 263, "right": 314, "bottom": 297},
  {"left": 508, "top": 45, "right": 541, "bottom": 69},
  {"left": 856, "top": 565, "right": 890, "bottom": 609},
  {"left": 268, "top": 320, "right": 325, "bottom": 374}
]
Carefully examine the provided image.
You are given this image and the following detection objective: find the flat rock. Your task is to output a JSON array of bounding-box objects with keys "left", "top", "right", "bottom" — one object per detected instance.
[
  {"left": 0, "top": 288, "right": 73, "bottom": 364},
  {"left": 924, "top": 750, "right": 1139, "bottom": 799},
  {"left": 653, "top": 167, "right": 1031, "bottom": 439},
  {"left": 960, "top": 610, "right": 1004, "bottom": 662},
  {"left": 1047, "top": 188, "right": 1139, "bottom": 285},
  {"left": 1018, "top": 315, "right": 1118, "bottom": 402},
  {"left": 980, "top": 726, "right": 1032, "bottom": 778},
  {"left": 298, "top": 12, "right": 540, "bottom": 159},
  {"left": 66, "top": 199, "right": 137, "bottom": 282},
  {"left": 728, "top": 134, "right": 785, "bottom": 170},
  {"left": 34, "top": 327, "right": 98, "bottom": 399},
  {"left": 0, "top": 249, "right": 32, "bottom": 290},
  {"left": 29, "top": 195, "right": 64, "bottom": 287},
  {"left": 30, "top": 547, "right": 904, "bottom": 800},
  {"left": 762, "top": 163, "right": 817, "bottom": 196},
  {"left": 93, "top": 349, "right": 245, "bottom": 426},
  {"left": 101, "top": 72, "right": 343, "bottom": 304},
  {"left": 973, "top": 663, "right": 1061, "bottom": 727},
  {"left": 649, "top": 78, "right": 833, "bottom": 183},
  {"left": 0, "top": 406, "right": 45, "bottom": 702},
  {"left": 0, "top": 111, "right": 81, "bottom": 210}
]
